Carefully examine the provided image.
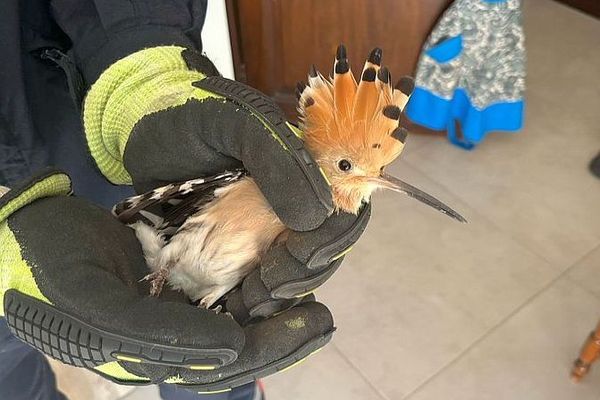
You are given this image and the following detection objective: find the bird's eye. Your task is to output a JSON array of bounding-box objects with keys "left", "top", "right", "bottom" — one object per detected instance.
[{"left": 338, "top": 159, "right": 352, "bottom": 172}]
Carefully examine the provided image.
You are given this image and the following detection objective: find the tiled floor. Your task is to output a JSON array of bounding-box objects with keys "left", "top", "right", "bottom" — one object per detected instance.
[{"left": 119, "top": 1, "right": 600, "bottom": 399}]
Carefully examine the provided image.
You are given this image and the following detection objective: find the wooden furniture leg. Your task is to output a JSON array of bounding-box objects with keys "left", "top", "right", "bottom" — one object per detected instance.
[{"left": 572, "top": 320, "right": 600, "bottom": 382}]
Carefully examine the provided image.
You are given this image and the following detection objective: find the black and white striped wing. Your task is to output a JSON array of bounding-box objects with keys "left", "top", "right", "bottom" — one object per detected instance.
[{"left": 112, "top": 169, "right": 246, "bottom": 233}]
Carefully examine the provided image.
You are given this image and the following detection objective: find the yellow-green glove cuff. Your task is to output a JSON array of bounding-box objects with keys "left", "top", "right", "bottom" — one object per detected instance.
[
  {"left": 0, "top": 172, "right": 71, "bottom": 223},
  {"left": 0, "top": 170, "right": 72, "bottom": 314},
  {"left": 83, "top": 46, "right": 216, "bottom": 185}
]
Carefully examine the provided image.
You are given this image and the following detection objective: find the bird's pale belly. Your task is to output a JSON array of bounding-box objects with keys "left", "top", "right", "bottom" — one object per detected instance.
[{"left": 141, "top": 177, "right": 286, "bottom": 307}]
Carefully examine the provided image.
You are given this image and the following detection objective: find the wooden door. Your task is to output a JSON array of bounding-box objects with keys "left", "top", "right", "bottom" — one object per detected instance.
[
  {"left": 227, "top": 0, "right": 452, "bottom": 119},
  {"left": 555, "top": 0, "right": 600, "bottom": 17}
]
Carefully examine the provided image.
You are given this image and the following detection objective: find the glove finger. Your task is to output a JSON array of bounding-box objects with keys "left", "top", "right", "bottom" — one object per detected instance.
[
  {"left": 224, "top": 203, "right": 370, "bottom": 322},
  {"left": 5, "top": 196, "right": 245, "bottom": 370},
  {"left": 225, "top": 256, "right": 342, "bottom": 324},
  {"left": 286, "top": 202, "right": 371, "bottom": 269},
  {"left": 123, "top": 301, "right": 334, "bottom": 392}
]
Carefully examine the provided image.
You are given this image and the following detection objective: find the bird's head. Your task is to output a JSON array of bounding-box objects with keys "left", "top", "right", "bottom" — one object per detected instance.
[{"left": 297, "top": 45, "right": 466, "bottom": 222}]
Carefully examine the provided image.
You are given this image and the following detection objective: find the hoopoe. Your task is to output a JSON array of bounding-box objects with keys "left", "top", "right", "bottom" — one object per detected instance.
[{"left": 113, "top": 45, "right": 466, "bottom": 309}]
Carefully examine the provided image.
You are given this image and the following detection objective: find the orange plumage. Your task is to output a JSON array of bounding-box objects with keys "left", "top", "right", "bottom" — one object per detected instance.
[{"left": 297, "top": 45, "right": 413, "bottom": 214}]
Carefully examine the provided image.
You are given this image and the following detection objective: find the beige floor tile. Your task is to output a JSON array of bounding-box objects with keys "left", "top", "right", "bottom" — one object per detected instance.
[
  {"left": 403, "top": 96, "right": 600, "bottom": 268},
  {"left": 567, "top": 245, "right": 600, "bottom": 300},
  {"left": 404, "top": 109, "right": 600, "bottom": 268},
  {"left": 121, "top": 385, "right": 161, "bottom": 400},
  {"left": 402, "top": 132, "right": 437, "bottom": 154},
  {"left": 405, "top": 278, "right": 600, "bottom": 400},
  {"left": 265, "top": 345, "right": 384, "bottom": 400},
  {"left": 299, "top": 162, "right": 559, "bottom": 399},
  {"left": 525, "top": 0, "right": 600, "bottom": 106}
]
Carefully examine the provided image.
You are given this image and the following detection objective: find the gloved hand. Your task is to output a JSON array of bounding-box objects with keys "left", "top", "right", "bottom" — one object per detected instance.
[
  {"left": 0, "top": 168, "right": 368, "bottom": 392},
  {"left": 0, "top": 47, "right": 371, "bottom": 391}
]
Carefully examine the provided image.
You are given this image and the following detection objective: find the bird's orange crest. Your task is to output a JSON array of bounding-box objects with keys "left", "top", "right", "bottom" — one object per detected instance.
[{"left": 297, "top": 45, "right": 415, "bottom": 214}]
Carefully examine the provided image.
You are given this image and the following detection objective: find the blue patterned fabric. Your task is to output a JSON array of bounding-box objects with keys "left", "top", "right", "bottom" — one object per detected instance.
[
  {"left": 425, "top": 35, "right": 463, "bottom": 63},
  {"left": 405, "top": 0, "right": 525, "bottom": 149},
  {"left": 406, "top": 87, "right": 524, "bottom": 149}
]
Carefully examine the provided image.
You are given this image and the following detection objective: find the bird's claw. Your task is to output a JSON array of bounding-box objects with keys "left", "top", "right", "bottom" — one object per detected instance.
[
  {"left": 141, "top": 268, "right": 170, "bottom": 297},
  {"left": 198, "top": 297, "right": 221, "bottom": 311},
  {"left": 197, "top": 302, "right": 234, "bottom": 319}
]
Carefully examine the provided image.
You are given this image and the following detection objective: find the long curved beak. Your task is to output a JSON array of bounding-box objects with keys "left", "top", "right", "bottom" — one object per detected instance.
[{"left": 371, "top": 173, "right": 467, "bottom": 223}]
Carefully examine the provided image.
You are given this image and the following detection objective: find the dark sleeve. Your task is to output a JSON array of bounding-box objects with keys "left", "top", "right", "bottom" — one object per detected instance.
[{"left": 50, "top": 0, "right": 208, "bottom": 86}]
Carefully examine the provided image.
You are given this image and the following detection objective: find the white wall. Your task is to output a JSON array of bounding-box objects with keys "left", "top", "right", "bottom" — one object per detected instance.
[{"left": 201, "top": 0, "right": 235, "bottom": 79}]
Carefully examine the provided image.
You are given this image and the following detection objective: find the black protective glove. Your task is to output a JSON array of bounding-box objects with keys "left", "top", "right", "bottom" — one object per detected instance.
[
  {"left": 123, "top": 54, "right": 334, "bottom": 231},
  {"left": 0, "top": 169, "right": 368, "bottom": 392}
]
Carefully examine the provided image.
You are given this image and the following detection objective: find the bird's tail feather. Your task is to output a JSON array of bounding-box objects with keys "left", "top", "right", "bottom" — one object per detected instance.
[{"left": 129, "top": 221, "right": 166, "bottom": 271}]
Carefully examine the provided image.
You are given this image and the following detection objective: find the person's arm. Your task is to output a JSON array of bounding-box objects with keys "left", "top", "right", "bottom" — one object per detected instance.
[{"left": 51, "top": 0, "right": 208, "bottom": 87}]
